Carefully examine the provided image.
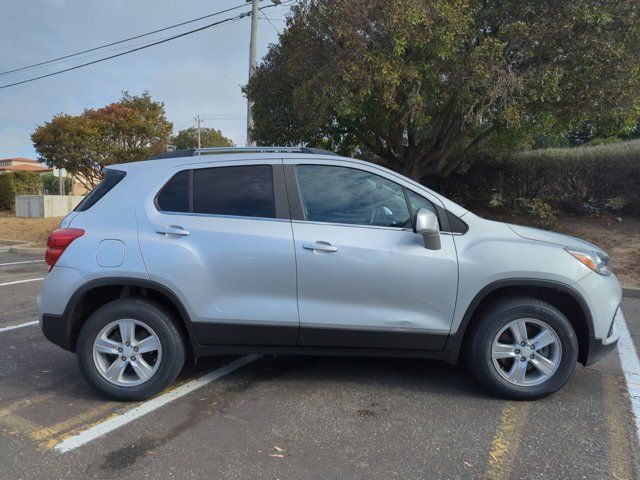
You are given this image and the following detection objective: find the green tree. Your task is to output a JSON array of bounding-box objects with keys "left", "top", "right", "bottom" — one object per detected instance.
[
  {"left": 41, "top": 173, "right": 73, "bottom": 195},
  {"left": 171, "top": 127, "right": 234, "bottom": 150},
  {"left": 32, "top": 92, "right": 172, "bottom": 189},
  {"left": 245, "top": 0, "right": 640, "bottom": 179}
]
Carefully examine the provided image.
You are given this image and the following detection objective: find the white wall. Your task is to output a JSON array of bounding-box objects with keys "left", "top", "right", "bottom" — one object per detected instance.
[{"left": 15, "top": 195, "right": 84, "bottom": 218}]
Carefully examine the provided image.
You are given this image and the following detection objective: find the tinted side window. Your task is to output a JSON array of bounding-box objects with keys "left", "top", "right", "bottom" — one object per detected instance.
[
  {"left": 296, "top": 165, "right": 411, "bottom": 228},
  {"left": 448, "top": 212, "right": 469, "bottom": 234},
  {"left": 193, "top": 165, "right": 276, "bottom": 218},
  {"left": 75, "top": 169, "right": 126, "bottom": 212},
  {"left": 156, "top": 170, "right": 190, "bottom": 213},
  {"left": 406, "top": 190, "right": 438, "bottom": 220}
]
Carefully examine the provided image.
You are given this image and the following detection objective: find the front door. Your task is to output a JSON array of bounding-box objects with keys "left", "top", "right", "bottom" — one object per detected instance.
[
  {"left": 137, "top": 160, "right": 299, "bottom": 346},
  {"left": 288, "top": 162, "right": 459, "bottom": 350}
]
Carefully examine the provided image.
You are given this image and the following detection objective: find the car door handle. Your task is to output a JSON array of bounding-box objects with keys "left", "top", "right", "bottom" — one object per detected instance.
[
  {"left": 156, "top": 225, "right": 190, "bottom": 236},
  {"left": 303, "top": 242, "right": 338, "bottom": 253}
]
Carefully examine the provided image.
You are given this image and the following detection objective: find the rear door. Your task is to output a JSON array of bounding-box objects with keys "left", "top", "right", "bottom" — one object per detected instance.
[
  {"left": 285, "top": 160, "right": 459, "bottom": 350},
  {"left": 136, "top": 159, "right": 299, "bottom": 346}
]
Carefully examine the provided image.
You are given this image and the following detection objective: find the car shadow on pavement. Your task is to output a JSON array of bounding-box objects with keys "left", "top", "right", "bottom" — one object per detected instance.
[{"left": 195, "top": 354, "right": 488, "bottom": 400}]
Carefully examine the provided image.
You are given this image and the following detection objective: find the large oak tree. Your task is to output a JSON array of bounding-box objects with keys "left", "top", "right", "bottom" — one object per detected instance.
[{"left": 245, "top": 0, "right": 640, "bottom": 179}]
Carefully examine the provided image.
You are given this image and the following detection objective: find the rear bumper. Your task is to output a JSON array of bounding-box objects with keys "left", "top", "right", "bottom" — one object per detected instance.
[
  {"left": 583, "top": 306, "right": 621, "bottom": 366},
  {"left": 37, "top": 266, "right": 85, "bottom": 352}
]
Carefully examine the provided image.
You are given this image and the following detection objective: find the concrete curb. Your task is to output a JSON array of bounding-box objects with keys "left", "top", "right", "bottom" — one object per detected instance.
[
  {"left": 0, "top": 238, "right": 28, "bottom": 246},
  {"left": 6, "top": 241, "right": 46, "bottom": 255},
  {"left": 623, "top": 287, "right": 640, "bottom": 299}
]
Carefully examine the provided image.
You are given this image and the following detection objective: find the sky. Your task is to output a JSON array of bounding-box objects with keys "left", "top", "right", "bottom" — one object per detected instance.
[{"left": 0, "top": 0, "right": 291, "bottom": 160}]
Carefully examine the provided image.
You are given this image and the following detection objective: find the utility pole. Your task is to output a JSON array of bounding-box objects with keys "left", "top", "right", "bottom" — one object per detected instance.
[
  {"left": 246, "top": 0, "right": 260, "bottom": 147},
  {"left": 196, "top": 115, "right": 202, "bottom": 148}
]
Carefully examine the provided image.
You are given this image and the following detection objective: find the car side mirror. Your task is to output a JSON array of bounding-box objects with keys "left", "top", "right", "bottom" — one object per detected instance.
[{"left": 414, "top": 208, "right": 441, "bottom": 250}]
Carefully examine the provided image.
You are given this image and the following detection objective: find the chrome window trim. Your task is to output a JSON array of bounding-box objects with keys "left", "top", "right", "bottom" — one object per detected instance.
[
  {"left": 291, "top": 219, "right": 413, "bottom": 232},
  {"left": 157, "top": 210, "right": 292, "bottom": 223}
]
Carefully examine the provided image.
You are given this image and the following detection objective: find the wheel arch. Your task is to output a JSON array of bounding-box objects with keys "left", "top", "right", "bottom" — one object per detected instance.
[
  {"left": 60, "top": 278, "right": 199, "bottom": 358},
  {"left": 445, "top": 279, "right": 593, "bottom": 365}
]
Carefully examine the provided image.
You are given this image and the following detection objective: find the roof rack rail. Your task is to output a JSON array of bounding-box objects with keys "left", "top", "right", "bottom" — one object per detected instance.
[{"left": 153, "top": 146, "right": 338, "bottom": 160}]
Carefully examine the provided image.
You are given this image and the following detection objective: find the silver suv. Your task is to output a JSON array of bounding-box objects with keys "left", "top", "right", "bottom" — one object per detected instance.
[{"left": 37, "top": 147, "right": 622, "bottom": 401}]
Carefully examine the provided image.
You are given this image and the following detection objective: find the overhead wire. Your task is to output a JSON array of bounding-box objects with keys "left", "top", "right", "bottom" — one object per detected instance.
[
  {"left": 0, "top": 2, "right": 252, "bottom": 77},
  {"left": 0, "top": 13, "right": 250, "bottom": 89},
  {"left": 0, "top": 1, "right": 297, "bottom": 90}
]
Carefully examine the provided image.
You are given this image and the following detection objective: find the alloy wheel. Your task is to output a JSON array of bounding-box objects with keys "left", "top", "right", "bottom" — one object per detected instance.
[
  {"left": 92, "top": 319, "right": 162, "bottom": 387},
  {"left": 491, "top": 318, "right": 562, "bottom": 387}
]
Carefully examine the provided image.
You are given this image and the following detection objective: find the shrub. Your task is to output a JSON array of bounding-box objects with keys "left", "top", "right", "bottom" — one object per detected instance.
[
  {"left": 513, "top": 198, "right": 557, "bottom": 229},
  {"left": 0, "top": 174, "right": 15, "bottom": 211},
  {"left": 0, "top": 172, "right": 43, "bottom": 211},
  {"left": 11, "top": 171, "right": 43, "bottom": 195},
  {"left": 520, "top": 140, "right": 640, "bottom": 212},
  {"left": 426, "top": 139, "right": 640, "bottom": 215}
]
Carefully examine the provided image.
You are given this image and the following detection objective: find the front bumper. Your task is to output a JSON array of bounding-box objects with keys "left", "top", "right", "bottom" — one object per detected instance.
[{"left": 583, "top": 306, "right": 621, "bottom": 366}]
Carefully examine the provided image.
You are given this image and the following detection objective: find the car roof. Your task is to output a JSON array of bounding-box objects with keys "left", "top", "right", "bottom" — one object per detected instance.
[
  {"left": 153, "top": 146, "right": 339, "bottom": 159},
  {"left": 109, "top": 151, "right": 346, "bottom": 173},
  {"left": 108, "top": 147, "right": 468, "bottom": 217}
]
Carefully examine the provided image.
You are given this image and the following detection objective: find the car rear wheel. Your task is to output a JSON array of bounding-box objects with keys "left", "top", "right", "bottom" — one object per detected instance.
[
  {"left": 467, "top": 297, "right": 578, "bottom": 399},
  {"left": 77, "top": 298, "right": 186, "bottom": 401}
]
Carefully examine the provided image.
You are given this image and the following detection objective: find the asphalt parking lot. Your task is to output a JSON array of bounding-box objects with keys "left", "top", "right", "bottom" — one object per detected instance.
[{"left": 1, "top": 248, "right": 639, "bottom": 480}]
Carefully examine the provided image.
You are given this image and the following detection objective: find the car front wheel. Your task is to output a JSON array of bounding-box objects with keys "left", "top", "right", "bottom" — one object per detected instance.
[{"left": 468, "top": 297, "right": 579, "bottom": 399}]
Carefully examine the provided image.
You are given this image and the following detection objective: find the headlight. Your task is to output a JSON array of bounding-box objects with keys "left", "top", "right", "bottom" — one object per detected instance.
[{"left": 565, "top": 247, "right": 612, "bottom": 276}]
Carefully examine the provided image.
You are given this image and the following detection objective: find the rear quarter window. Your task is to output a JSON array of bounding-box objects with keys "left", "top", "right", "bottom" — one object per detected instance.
[
  {"left": 74, "top": 169, "right": 126, "bottom": 212},
  {"left": 155, "top": 170, "right": 190, "bottom": 213}
]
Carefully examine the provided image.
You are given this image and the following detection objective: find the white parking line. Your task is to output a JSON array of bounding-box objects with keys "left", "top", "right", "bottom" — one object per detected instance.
[
  {"left": 54, "top": 355, "right": 259, "bottom": 453},
  {"left": 617, "top": 312, "right": 640, "bottom": 444},
  {"left": 0, "top": 320, "right": 39, "bottom": 333},
  {"left": 0, "top": 277, "right": 44, "bottom": 287},
  {"left": 0, "top": 260, "right": 45, "bottom": 267}
]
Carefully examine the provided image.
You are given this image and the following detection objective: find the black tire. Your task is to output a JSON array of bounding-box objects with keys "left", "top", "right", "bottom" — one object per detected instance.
[
  {"left": 76, "top": 298, "right": 186, "bottom": 401},
  {"left": 467, "top": 297, "right": 578, "bottom": 400}
]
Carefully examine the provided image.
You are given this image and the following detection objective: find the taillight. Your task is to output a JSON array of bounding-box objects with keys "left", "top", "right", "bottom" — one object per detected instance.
[{"left": 45, "top": 228, "right": 85, "bottom": 268}]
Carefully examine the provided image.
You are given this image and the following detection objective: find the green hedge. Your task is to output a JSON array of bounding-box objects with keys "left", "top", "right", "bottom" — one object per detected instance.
[
  {"left": 0, "top": 172, "right": 43, "bottom": 211},
  {"left": 427, "top": 139, "right": 640, "bottom": 214}
]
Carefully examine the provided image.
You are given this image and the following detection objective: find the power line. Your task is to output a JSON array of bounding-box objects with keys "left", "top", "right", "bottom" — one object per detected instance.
[
  {"left": 0, "top": 2, "right": 253, "bottom": 77},
  {"left": 261, "top": 13, "right": 282, "bottom": 34},
  {"left": 0, "top": 2, "right": 294, "bottom": 91},
  {"left": 0, "top": 13, "right": 249, "bottom": 90},
  {"left": 201, "top": 114, "right": 247, "bottom": 118}
]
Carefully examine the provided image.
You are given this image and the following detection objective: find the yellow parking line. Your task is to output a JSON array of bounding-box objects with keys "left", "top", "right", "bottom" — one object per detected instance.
[
  {"left": 42, "top": 411, "right": 122, "bottom": 450},
  {"left": 0, "top": 392, "right": 56, "bottom": 418},
  {"left": 485, "top": 401, "right": 532, "bottom": 480},
  {"left": 0, "top": 392, "right": 121, "bottom": 448},
  {"left": 602, "top": 374, "right": 632, "bottom": 480},
  {"left": 0, "top": 393, "right": 57, "bottom": 439},
  {"left": 0, "top": 412, "right": 41, "bottom": 437},
  {"left": 30, "top": 402, "right": 119, "bottom": 443}
]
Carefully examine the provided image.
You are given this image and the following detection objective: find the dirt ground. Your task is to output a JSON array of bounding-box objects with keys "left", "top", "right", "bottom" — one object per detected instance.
[
  {"left": 480, "top": 210, "right": 640, "bottom": 289},
  {"left": 554, "top": 214, "right": 640, "bottom": 289},
  {"left": 0, "top": 211, "right": 637, "bottom": 288},
  {"left": 0, "top": 212, "right": 62, "bottom": 246}
]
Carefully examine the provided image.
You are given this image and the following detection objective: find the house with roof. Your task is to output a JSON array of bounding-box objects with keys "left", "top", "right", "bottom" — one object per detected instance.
[{"left": 0, "top": 157, "right": 52, "bottom": 173}]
